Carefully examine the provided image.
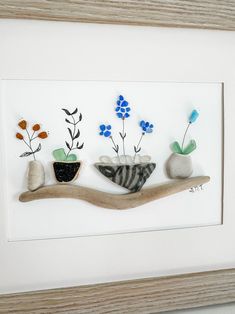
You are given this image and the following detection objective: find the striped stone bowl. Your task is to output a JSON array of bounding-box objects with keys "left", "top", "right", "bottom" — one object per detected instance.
[{"left": 95, "top": 162, "right": 156, "bottom": 193}]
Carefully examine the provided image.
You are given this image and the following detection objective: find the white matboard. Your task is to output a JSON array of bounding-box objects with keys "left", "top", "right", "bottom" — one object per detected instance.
[{"left": 0, "top": 79, "right": 223, "bottom": 241}]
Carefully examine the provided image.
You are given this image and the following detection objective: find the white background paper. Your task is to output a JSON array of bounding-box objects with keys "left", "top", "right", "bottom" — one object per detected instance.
[{"left": 1, "top": 79, "right": 222, "bottom": 240}]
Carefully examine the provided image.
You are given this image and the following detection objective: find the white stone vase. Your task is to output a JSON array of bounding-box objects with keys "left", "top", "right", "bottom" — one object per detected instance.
[
  {"left": 28, "top": 160, "right": 45, "bottom": 191},
  {"left": 166, "top": 153, "right": 193, "bottom": 179}
]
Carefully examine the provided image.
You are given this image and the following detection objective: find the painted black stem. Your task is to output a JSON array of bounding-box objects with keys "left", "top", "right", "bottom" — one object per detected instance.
[
  {"left": 120, "top": 118, "right": 126, "bottom": 157},
  {"left": 66, "top": 115, "right": 76, "bottom": 159},
  {"left": 110, "top": 136, "right": 120, "bottom": 161},
  {"left": 25, "top": 128, "right": 36, "bottom": 160},
  {"left": 181, "top": 122, "right": 191, "bottom": 150},
  {"left": 134, "top": 133, "right": 144, "bottom": 162}
]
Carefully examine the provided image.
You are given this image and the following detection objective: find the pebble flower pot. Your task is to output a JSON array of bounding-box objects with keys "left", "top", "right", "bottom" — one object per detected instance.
[
  {"left": 166, "top": 153, "right": 193, "bottom": 179},
  {"left": 53, "top": 161, "right": 81, "bottom": 183},
  {"left": 28, "top": 160, "right": 45, "bottom": 191},
  {"left": 95, "top": 162, "right": 156, "bottom": 193}
]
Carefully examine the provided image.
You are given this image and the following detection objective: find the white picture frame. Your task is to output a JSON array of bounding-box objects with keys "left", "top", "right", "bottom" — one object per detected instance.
[{"left": 0, "top": 18, "right": 234, "bottom": 294}]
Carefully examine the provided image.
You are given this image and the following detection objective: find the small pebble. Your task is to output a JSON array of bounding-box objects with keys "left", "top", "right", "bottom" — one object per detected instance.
[{"left": 99, "top": 156, "right": 112, "bottom": 163}]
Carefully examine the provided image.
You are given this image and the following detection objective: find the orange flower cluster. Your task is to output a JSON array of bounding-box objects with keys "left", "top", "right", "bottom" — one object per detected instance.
[
  {"left": 16, "top": 118, "right": 49, "bottom": 160},
  {"left": 16, "top": 120, "right": 48, "bottom": 160},
  {"left": 16, "top": 120, "right": 48, "bottom": 141}
]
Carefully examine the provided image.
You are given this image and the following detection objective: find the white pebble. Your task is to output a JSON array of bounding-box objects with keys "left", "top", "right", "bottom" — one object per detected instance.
[
  {"left": 112, "top": 156, "right": 120, "bottom": 164},
  {"left": 140, "top": 155, "right": 151, "bottom": 163},
  {"left": 99, "top": 155, "right": 112, "bottom": 163},
  {"left": 134, "top": 154, "right": 141, "bottom": 163},
  {"left": 28, "top": 160, "right": 45, "bottom": 191}
]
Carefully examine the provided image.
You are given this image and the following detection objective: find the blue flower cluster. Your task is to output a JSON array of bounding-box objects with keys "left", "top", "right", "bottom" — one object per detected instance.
[
  {"left": 99, "top": 124, "right": 112, "bottom": 137},
  {"left": 188, "top": 110, "right": 199, "bottom": 124},
  {"left": 140, "top": 120, "right": 154, "bottom": 133},
  {"left": 115, "top": 95, "right": 131, "bottom": 119}
]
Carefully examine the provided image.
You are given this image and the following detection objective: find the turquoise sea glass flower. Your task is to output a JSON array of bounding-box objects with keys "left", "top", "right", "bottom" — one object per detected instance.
[{"left": 189, "top": 110, "right": 199, "bottom": 124}]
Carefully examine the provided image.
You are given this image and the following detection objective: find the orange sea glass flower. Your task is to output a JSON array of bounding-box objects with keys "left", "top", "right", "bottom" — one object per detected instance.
[
  {"left": 38, "top": 131, "right": 48, "bottom": 139},
  {"left": 32, "top": 124, "right": 40, "bottom": 131},
  {"left": 18, "top": 120, "right": 27, "bottom": 130},
  {"left": 16, "top": 132, "right": 24, "bottom": 140}
]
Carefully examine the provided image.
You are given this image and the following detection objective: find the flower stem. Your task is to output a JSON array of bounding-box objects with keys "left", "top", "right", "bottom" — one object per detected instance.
[
  {"left": 134, "top": 133, "right": 144, "bottom": 162},
  {"left": 181, "top": 122, "right": 191, "bottom": 151},
  {"left": 25, "top": 128, "right": 36, "bottom": 160},
  {"left": 122, "top": 118, "right": 126, "bottom": 158},
  {"left": 31, "top": 131, "right": 39, "bottom": 141},
  {"left": 30, "top": 131, "right": 35, "bottom": 140},
  {"left": 65, "top": 115, "right": 76, "bottom": 160},
  {"left": 110, "top": 136, "right": 120, "bottom": 162}
]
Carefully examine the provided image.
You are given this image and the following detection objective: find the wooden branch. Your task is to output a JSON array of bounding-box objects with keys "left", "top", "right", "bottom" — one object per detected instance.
[
  {"left": 0, "top": 1, "right": 235, "bottom": 31},
  {"left": 19, "top": 176, "right": 210, "bottom": 209}
]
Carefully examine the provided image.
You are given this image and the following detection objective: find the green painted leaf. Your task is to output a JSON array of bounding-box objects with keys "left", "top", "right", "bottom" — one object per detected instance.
[
  {"left": 52, "top": 148, "right": 66, "bottom": 161},
  {"left": 66, "top": 154, "right": 77, "bottom": 161},
  {"left": 183, "top": 140, "right": 197, "bottom": 155},
  {"left": 171, "top": 141, "right": 183, "bottom": 154}
]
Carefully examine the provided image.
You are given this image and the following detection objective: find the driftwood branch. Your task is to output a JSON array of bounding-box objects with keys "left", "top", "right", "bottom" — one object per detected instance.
[{"left": 19, "top": 176, "right": 210, "bottom": 209}]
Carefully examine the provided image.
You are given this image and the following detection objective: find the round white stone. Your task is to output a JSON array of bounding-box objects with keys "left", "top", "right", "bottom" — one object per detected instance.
[
  {"left": 99, "top": 155, "right": 112, "bottom": 163},
  {"left": 166, "top": 153, "right": 193, "bottom": 179}
]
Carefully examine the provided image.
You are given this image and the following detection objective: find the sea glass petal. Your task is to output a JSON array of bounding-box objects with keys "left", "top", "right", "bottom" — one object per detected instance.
[
  {"left": 52, "top": 148, "right": 66, "bottom": 161},
  {"left": 171, "top": 141, "right": 183, "bottom": 154}
]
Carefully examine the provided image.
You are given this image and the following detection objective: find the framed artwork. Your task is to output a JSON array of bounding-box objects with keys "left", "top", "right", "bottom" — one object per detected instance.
[
  {"left": 0, "top": 1, "right": 235, "bottom": 313},
  {"left": 2, "top": 79, "right": 222, "bottom": 241}
]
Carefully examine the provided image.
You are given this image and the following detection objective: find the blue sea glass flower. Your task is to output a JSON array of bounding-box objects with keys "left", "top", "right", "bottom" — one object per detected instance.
[
  {"left": 189, "top": 110, "right": 199, "bottom": 123},
  {"left": 115, "top": 95, "right": 131, "bottom": 119},
  {"left": 99, "top": 124, "right": 112, "bottom": 137},
  {"left": 140, "top": 120, "right": 154, "bottom": 133}
]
